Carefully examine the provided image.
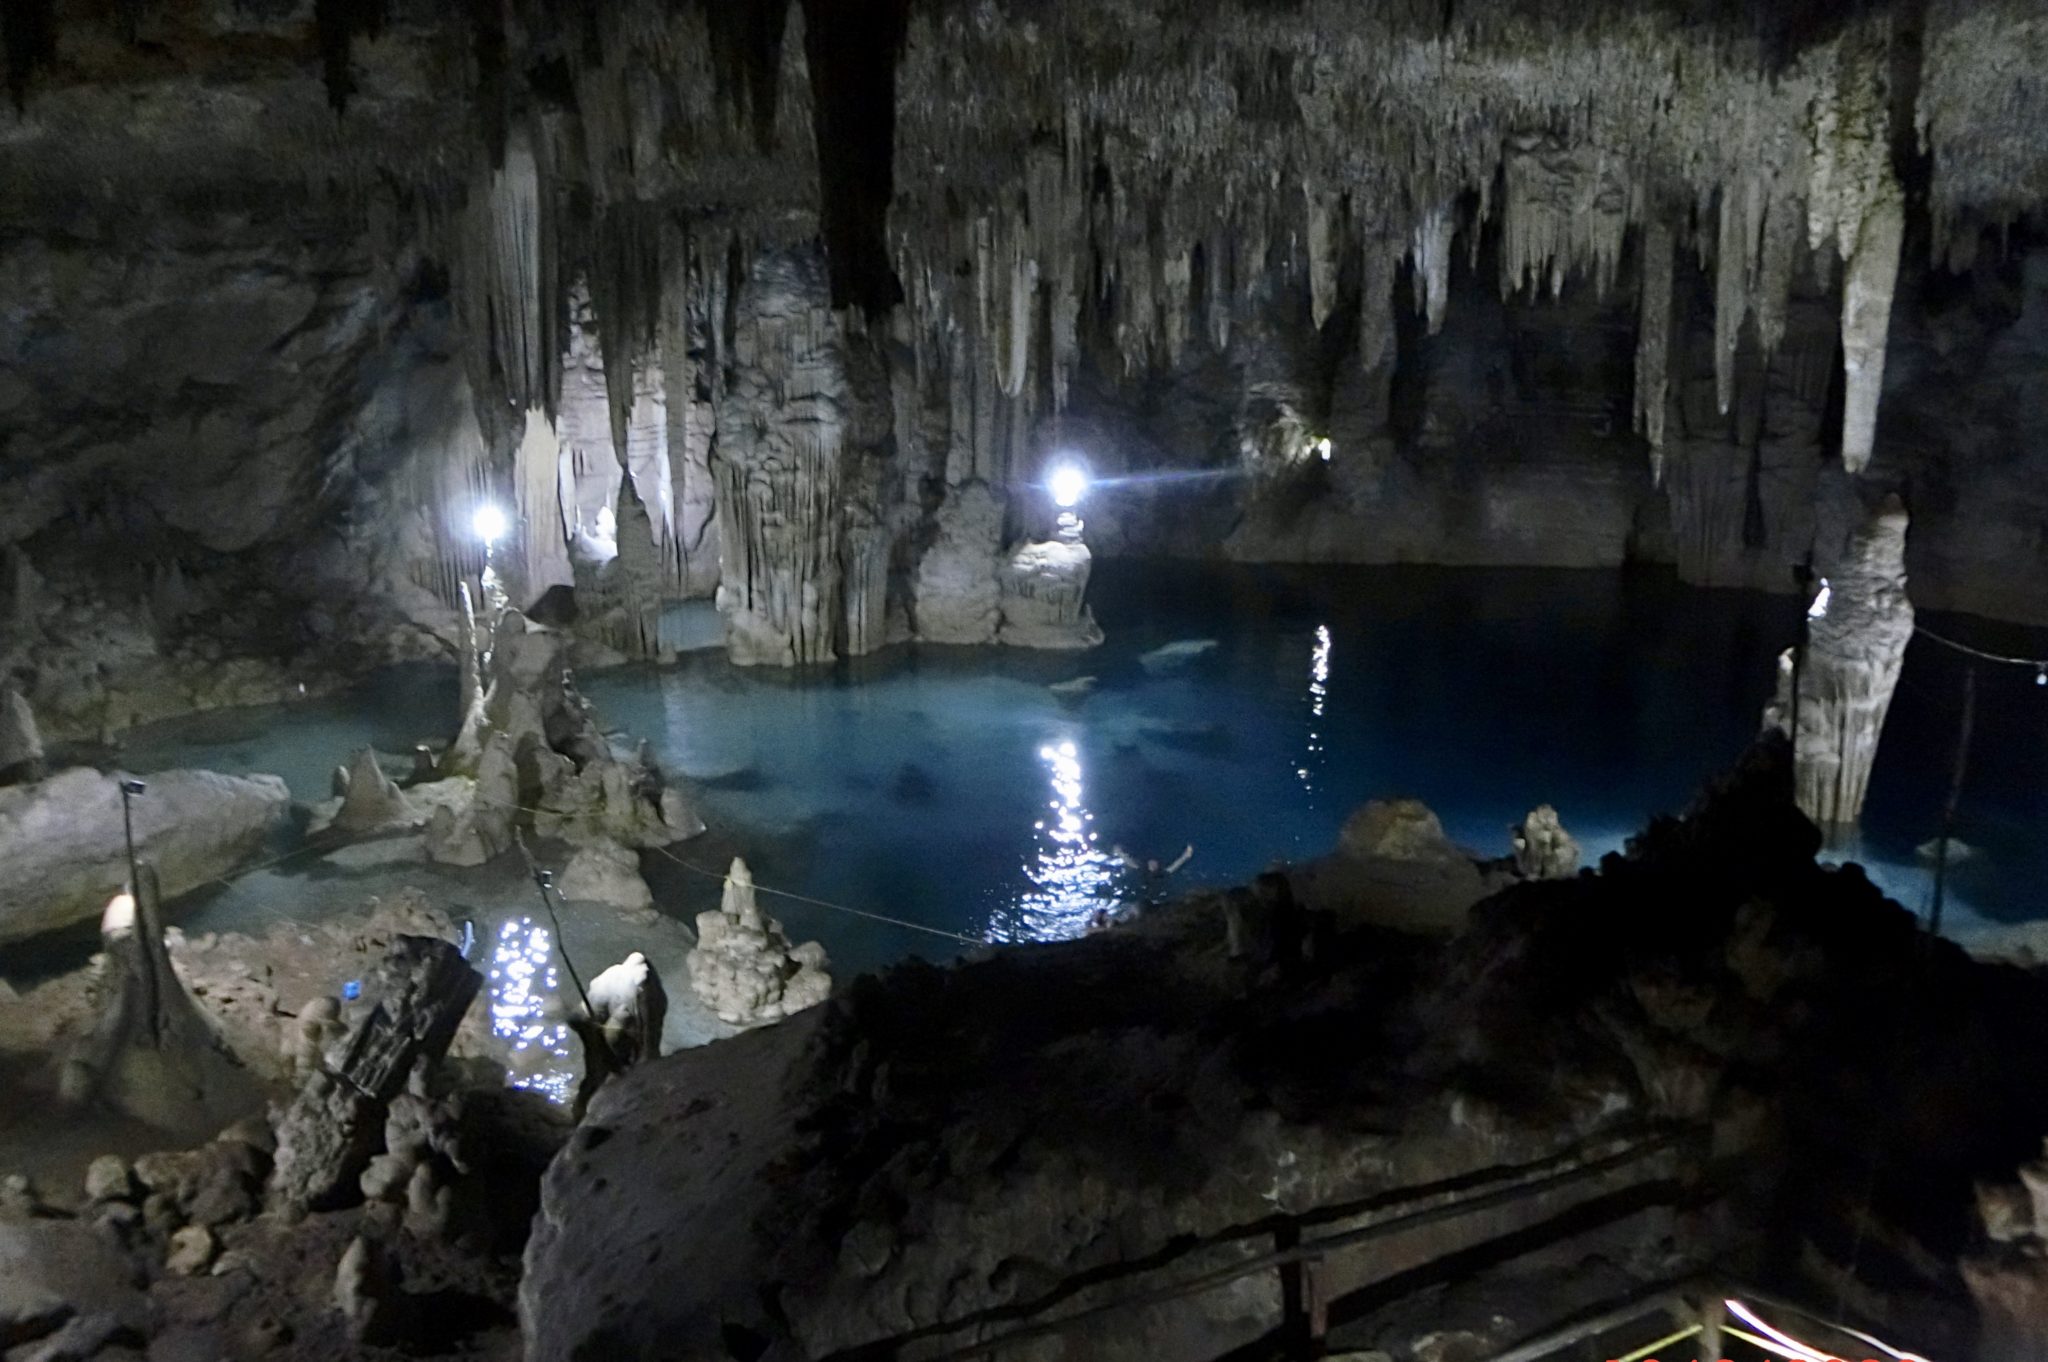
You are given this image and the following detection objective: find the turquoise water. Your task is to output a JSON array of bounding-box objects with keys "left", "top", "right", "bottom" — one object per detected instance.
[{"left": 113, "top": 563, "right": 2048, "bottom": 980}]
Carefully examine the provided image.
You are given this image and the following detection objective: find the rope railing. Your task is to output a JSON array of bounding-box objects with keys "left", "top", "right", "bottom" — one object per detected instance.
[{"left": 1915, "top": 623, "right": 2048, "bottom": 675}]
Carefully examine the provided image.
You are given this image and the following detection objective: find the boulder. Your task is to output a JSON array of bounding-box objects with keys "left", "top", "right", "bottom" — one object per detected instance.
[
  {"left": 0, "top": 766, "right": 288, "bottom": 944},
  {"left": 1338, "top": 799, "right": 1463, "bottom": 862},
  {"left": 0, "top": 1221, "right": 146, "bottom": 1354},
  {"left": 555, "top": 839, "right": 654, "bottom": 912}
]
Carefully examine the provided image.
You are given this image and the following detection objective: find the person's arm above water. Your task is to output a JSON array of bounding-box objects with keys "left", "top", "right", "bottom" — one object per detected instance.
[
  {"left": 1112, "top": 844, "right": 1141, "bottom": 870},
  {"left": 1165, "top": 844, "right": 1193, "bottom": 874}
]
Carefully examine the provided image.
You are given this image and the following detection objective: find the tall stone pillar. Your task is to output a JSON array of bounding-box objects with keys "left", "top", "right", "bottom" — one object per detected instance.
[{"left": 1766, "top": 496, "right": 1913, "bottom": 829}]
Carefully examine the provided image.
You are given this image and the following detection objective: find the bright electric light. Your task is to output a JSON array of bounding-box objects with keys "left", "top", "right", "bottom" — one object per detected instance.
[
  {"left": 1048, "top": 463, "right": 1089, "bottom": 509},
  {"left": 1312, "top": 436, "right": 1333, "bottom": 462},
  {"left": 472, "top": 503, "right": 509, "bottom": 545}
]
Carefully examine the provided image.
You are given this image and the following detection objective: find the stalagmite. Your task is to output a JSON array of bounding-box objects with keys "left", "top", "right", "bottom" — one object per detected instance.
[
  {"left": 59, "top": 867, "right": 258, "bottom": 1132},
  {"left": 331, "top": 749, "right": 417, "bottom": 834},
  {"left": 687, "top": 858, "right": 832, "bottom": 1027},
  {"left": 1633, "top": 220, "right": 1674, "bottom": 481},
  {"left": 1765, "top": 497, "right": 1914, "bottom": 829}
]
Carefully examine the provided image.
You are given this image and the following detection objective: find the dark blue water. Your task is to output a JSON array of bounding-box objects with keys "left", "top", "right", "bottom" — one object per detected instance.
[{"left": 119, "top": 563, "right": 2048, "bottom": 979}]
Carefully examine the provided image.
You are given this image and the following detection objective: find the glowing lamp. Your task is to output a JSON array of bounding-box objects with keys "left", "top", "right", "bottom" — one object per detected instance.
[
  {"left": 1048, "top": 463, "right": 1089, "bottom": 509},
  {"left": 473, "top": 504, "right": 509, "bottom": 545},
  {"left": 1312, "top": 436, "right": 1333, "bottom": 462}
]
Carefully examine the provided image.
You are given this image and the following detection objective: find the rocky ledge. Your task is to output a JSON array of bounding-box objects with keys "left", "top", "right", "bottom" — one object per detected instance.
[{"left": 522, "top": 736, "right": 2048, "bottom": 1362}]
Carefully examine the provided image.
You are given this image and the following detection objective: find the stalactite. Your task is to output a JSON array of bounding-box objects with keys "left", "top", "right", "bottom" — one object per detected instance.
[
  {"left": 463, "top": 127, "right": 560, "bottom": 419},
  {"left": 1410, "top": 206, "right": 1453, "bottom": 336},
  {"left": 1306, "top": 185, "right": 1340, "bottom": 331},
  {"left": 1634, "top": 220, "right": 1675, "bottom": 483},
  {"left": 517, "top": 408, "right": 575, "bottom": 601},
  {"left": 1358, "top": 237, "right": 1397, "bottom": 375},
  {"left": 1840, "top": 185, "right": 1903, "bottom": 474},
  {"left": 1713, "top": 189, "right": 1748, "bottom": 417},
  {"left": 1808, "top": 28, "right": 1903, "bottom": 473},
  {"left": 588, "top": 199, "right": 665, "bottom": 467}
]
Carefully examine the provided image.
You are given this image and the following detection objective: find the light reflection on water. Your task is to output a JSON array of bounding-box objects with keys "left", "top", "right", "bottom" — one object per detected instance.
[
  {"left": 999, "top": 738, "right": 1118, "bottom": 942},
  {"left": 489, "top": 916, "right": 576, "bottom": 1104},
  {"left": 1298, "top": 624, "right": 1332, "bottom": 797}
]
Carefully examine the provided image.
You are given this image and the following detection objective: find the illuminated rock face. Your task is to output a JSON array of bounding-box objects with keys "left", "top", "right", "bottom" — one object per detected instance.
[
  {"left": 1771, "top": 497, "right": 1915, "bottom": 830},
  {"left": 0, "top": 767, "right": 288, "bottom": 945}
]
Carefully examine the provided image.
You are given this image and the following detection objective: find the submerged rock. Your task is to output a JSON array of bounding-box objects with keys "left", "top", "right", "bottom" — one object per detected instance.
[
  {"left": 1136, "top": 637, "right": 1219, "bottom": 674},
  {"left": 0, "top": 766, "right": 288, "bottom": 944}
]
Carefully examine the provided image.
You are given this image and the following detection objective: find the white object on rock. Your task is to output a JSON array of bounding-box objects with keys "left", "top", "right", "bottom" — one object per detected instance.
[{"left": 688, "top": 858, "right": 833, "bottom": 1026}]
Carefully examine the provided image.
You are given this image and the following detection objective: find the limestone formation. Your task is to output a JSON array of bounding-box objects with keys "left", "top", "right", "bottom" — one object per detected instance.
[
  {"left": 1766, "top": 497, "right": 1914, "bottom": 829},
  {"left": 554, "top": 839, "right": 655, "bottom": 913},
  {"left": 913, "top": 483, "right": 1005, "bottom": 645},
  {"left": 1511, "top": 805, "right": 1581, "bottom": 880},
  {"left": 998, "top": 539, "right": 1103, "bottom": 650},
  {"left": 329, "top": 748, "right": 417, "bottom": 835},
  {"left": 0, "top": 767, "right": 288, "bottom": 945},
  {"left": 0, "top": 687, "right": 43, "bottom": 785},
  {"left": 59, "top": 867, "right": 260, "bottom": 1133},
  {"left": 687, "top": 858, "right": 832, "bottom": 1027},
  {"left": 1339, "top": 800, "right": 1464, "bottom": 864}
]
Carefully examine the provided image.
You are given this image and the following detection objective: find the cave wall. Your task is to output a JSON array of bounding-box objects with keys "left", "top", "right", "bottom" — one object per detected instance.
[{"left": 3, "top": 0, "right": 2048, "bottom": 707}]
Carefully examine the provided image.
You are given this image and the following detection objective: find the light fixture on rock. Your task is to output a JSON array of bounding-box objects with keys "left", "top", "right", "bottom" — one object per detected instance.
[
  {"left": 1047, "top": 461, "right": 1089, "bottom": 509},
  {"left": 473, "top": 503, "right": 510, "bottom": 546}
]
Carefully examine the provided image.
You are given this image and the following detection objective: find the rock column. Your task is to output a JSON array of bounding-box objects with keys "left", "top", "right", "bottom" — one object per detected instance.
[{"left": 1768, "top": 496, "right": 1914, "bottom": 830}]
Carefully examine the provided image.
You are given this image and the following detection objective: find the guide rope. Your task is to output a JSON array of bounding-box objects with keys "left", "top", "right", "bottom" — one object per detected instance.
[
  {"left": 462, "top": 792, "right": 988, "bottom": 947},
  {"left": 1915, "top": 623, "right": 2048, "bottom": 673}
]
